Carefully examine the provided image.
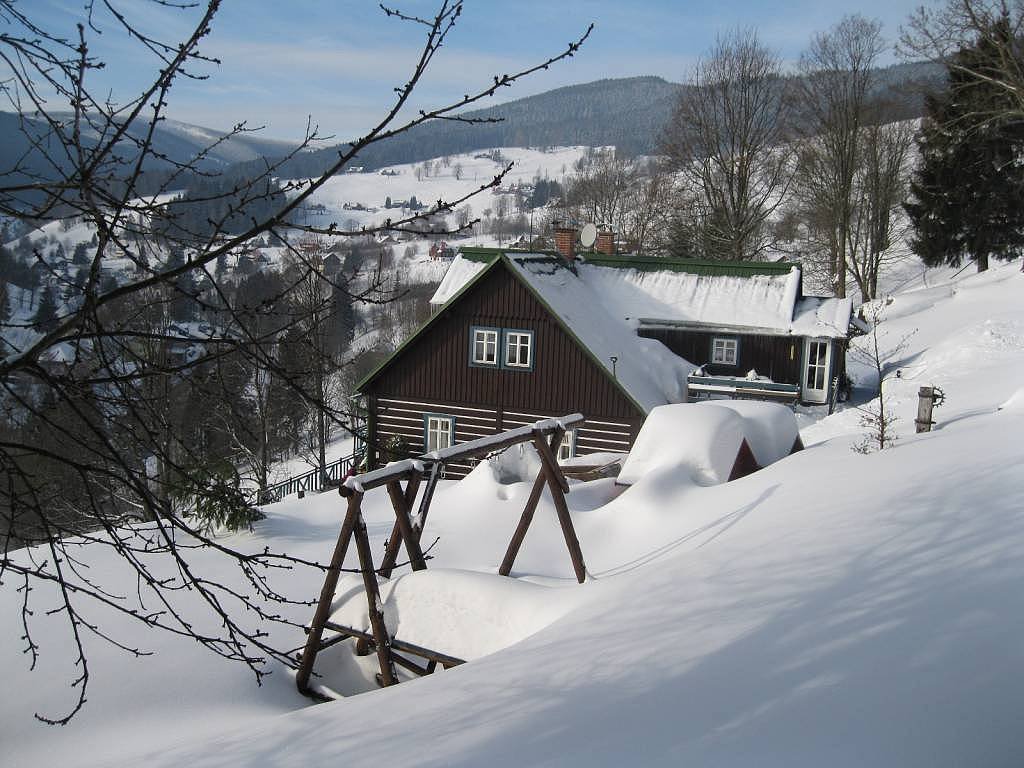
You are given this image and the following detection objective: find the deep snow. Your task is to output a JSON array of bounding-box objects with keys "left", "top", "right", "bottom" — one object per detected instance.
[{"left": 2, "top": 259, "right": 1023, "bottom": 767}]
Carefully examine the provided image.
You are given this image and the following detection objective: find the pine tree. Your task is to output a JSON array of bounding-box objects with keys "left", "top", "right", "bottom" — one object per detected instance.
[
  {"left": 72, "top": 241, "right": 90, "bottom": 265},
  {"left": 0, "top": 280, "right": 11, "bottom": 325},
  {"left": 33, "top": 285, "right": 59, "bottom": 331},
  {"left": 905, "top": 19, "right": 1024, "bottom": 272}
]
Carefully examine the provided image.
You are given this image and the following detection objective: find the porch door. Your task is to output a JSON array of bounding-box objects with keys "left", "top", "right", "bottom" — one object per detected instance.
[{"left": 802, "top": 338, "right": 831, "bottom": 404}]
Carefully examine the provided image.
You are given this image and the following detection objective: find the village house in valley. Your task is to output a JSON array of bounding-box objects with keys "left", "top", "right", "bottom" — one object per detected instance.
[{"left": 355, "top": 228, "right": 856, "bottom": 475}]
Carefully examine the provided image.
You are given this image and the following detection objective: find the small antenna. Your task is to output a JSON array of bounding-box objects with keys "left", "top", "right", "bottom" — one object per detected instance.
[{"left": 579, "top": 222, "right": 598, "bottom": 249}]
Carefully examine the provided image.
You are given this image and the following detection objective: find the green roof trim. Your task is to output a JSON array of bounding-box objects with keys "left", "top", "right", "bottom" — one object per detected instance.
[
  {"left": 451, "top": 246, "right": 506, "bottom": 263},
  {"left": 354, "top": 253, "right": 501, "bottom": 393},
  {"left": 459, "top": 245, "right": 797, "bottom": 277},
  {"left": 580, "top": 253, "right": 797, "bottom": 277}
]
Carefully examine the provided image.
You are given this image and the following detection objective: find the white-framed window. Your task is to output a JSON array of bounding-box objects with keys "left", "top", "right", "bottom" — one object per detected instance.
[
  {"left": 504, "top": 329, "right": 533, "bottom": 369},
  {"left": 425, "top": 415, "right": 454, "bottom": 453},
  {"left": 470, "top": 326, "right": 499, "bottom": 366},
  {"left": 557, "top": 428, "right": 576, "bottom": 462},
  {"left": 712, "top": 337, "right": 738, "bottom": 366}
]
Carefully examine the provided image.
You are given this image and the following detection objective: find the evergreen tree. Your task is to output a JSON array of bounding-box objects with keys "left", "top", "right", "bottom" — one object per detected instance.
[
  {"left": 905, "top": 19, "right": 1024, "bottom": 272},
  {"left": 214, "top": 252, "right": 228, "bottom": 279},
  {"left": 72, "top": 241, "right": 90, "bottom": 265},
  {"left": 0, "top": 280, "right": 11, "bottom": 325},
  {"left": 33, "top": 285, "right": 59, "bottom": 331}
]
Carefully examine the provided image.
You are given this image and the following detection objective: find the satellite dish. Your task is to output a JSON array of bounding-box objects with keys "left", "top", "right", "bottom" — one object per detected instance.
[{"left": 579, "top": 222, "right": 598, "bottom": 249}]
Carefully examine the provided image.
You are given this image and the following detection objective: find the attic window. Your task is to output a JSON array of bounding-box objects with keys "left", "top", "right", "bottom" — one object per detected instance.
[
  {"left": 712, "top": 337, "right": 738, "bottom": 366},
  {"left": 470, "top": 326, "right": 499, "bottom": 366},
  {"left": 503, "top": 329, "right": 534, "bottom": 369}
]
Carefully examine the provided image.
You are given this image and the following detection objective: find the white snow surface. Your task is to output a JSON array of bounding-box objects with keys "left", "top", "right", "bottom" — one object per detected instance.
[
  {"left": 583, "top": 261, "right": 802, "bottom": 332},
  {"left": 432, "top": 254, "right": 853, "bottom": 340},
  {"left": 617, "top": 401, "right": 797, "bottom": 487},
  {"left": 3, "top": 259, "right": 1024, "bottom": 767},
  {"left": 429, "top": 254, "right": 490, "bottom": 305}
]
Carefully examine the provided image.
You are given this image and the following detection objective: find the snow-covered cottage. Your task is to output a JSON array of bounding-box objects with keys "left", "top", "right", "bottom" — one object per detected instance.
[{"left": 354, "top": 245, "right": 855, "bottom": 475}]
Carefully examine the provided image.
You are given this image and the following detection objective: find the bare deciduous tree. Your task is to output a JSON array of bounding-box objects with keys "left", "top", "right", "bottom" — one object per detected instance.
[
  {"left": 793, "top": 15, "right": 886, "bottom": 297},
  {"left": 848, "top": 120, "right": 916, "bottom": 301},
  {"left": 662, "top": 28, "right": 792, "bottom": 260},
  {"left": 0, "top": 0, "right": 590, "bottom": 723}
]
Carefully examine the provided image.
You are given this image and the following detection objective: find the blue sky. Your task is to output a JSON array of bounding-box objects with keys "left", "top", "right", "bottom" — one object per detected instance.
[{"left": 28, "top": 0, "right": 927, "bottom": 142}]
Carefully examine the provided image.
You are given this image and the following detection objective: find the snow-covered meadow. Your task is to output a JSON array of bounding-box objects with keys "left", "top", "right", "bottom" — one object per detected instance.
[{"left": 2, "top": 256, "right": 1023, "bottom": 765}]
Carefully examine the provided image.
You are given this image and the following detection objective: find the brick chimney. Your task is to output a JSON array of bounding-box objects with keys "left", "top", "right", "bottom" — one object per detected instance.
[
  {"left": 553, "top": 223, "right": 578, "bottom": 261},
  {"left": 596, "top": 227, "right": 615, "bottom": 256}
]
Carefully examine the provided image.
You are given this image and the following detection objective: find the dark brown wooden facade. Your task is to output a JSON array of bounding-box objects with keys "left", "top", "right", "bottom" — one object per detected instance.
[
  {"left": 360, "top": 261, "right": 646, "bottom": 476},
  {"left": 639, "top": 326, "right": 803, "bottom": 381},
  {"left": 639, "top": 325, "right": 848, "bottom": 403}
]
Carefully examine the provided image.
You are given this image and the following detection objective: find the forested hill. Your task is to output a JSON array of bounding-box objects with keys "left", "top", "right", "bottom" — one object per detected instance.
[
  {"left": 240, "top": 60, "right": 943, "bottom": 181},
  {"left": 0, "top": 61, "right": 942, "bottom": 212}
]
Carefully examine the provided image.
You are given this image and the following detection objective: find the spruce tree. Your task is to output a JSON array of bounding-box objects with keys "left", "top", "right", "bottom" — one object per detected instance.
[
  {"left": 33, "top": 285, "right": 59, "bottom": 332},
  {"left": 905, "top": 19, "right": 1024, "bottom": 272},
  {"left": 0, "top": 280, "right": 11, "bottom": 325}
]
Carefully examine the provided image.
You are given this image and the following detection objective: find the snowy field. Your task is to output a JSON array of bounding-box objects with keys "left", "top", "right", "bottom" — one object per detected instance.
[
  {"left": 302, "top": 146, "right": 587, "bottom": 232},
  {"left": 3, "top": 268, "right": 1023, "bottom": 763}
]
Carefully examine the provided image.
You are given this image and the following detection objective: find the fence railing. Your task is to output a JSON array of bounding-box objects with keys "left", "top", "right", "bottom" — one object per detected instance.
[{"left": 259, "top": 450, "right": 363, "bottom": 505}]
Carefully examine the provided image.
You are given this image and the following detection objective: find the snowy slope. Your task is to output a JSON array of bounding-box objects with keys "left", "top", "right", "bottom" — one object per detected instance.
[{"left": 2, "top": 260, "right": 1023, "bottom": 767}]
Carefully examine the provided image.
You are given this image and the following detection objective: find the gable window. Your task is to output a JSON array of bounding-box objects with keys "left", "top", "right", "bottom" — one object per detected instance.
[
  {"left": 557, "top": 428, "right": 577, "bottom": 462},
  {"left": 425, "top": 415, "right": 454, "bottom": 453},
  {"left": 470, "top": 326, "right": 499, "bottom": 366},
  {"left": 504, "top": 329, "right": 534, "bottom": 369},
  {"left": 711, "top": 337, "right": 739, "bottom": 366}
]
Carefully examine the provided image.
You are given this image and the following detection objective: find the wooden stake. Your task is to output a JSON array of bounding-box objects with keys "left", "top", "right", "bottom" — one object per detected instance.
[
  {"left": 499, "top": 430, "right": 565, "bottom": 577},
  {"left": 352, "top": 508, "right": 398, "bottom": 686},
  {"left": 378, "top": 472, "right": 423, "bottom": 578},
  {"left": 414, "top": 461, "right": 443, "bottom": 534},
  {"left": 384, "top": 477, "right": 427, "bottom": 572},
  {"left": 499, "top": 471, "right": 547, "bottom": 577},
  {"left": 533, "top": 429, "right": 587, "bottom": 584},
  {"left": 295, "top": 491, "right": 360, "bottom": 693},
  {"left": 916, "top": 386, "right": 936, "bottom": 433}
]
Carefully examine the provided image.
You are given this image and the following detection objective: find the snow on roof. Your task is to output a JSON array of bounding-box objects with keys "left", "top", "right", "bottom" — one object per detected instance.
[
  {"left": 503, "top": 254, "right": 695, "bottom": 412},
  {"left": 617, "top": 401, "right": 799, "bottom": 486},
  {"left": 791, "top": 295, "right": 855, "bottom": 338},
  {"left": 429, "top": 255, "right": 489, "bottom": 305},
  {"left": 581, "top": 262, "right": 801, "bottom": 332},
  {"left": 432, "top": 251, "right": 852, "bottom": 339}
]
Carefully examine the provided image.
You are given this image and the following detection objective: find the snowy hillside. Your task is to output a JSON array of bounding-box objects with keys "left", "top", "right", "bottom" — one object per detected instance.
[
  {"left": 2, "top": 265, "right": 1022, "bottom": 764},
  {"left": 300, "top": 145, "right": 587, "bottom": 232}
]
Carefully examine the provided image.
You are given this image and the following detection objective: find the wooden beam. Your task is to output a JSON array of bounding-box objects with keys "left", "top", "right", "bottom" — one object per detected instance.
[
  {"left": 323, "top": 621, "right": 465, "bottom": 667},
  {"left": 532, "top": 429, "right": 569, "bottom": 493},
  {"left": 295, "top": 492, "right": 360, "bottom": 694},
  {"left": 498, "top": 471, "right": 548, "bottom": 577},
  {"left": 534, "top": 428, "right": 588, "bottom": 584},
  {"left": 379, "top": 473, "right": 425, "bottom": 577},
  {"left": 499, "top": 430, "right": 564, "bottom": 578},
  {"left": 414, "top": 461, "right": 443, "bottom": 534},
  {"left": 351, "top": 509, "right": 398, "bottom": 686}
]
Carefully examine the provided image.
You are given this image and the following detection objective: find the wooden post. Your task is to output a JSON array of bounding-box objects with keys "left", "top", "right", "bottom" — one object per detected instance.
[
  {"left": 499, "top": 471, "right": 548, "bottom": 577},
  {"left": 384, "top": 477, "right": 427, "bottom": 572},
  {"left": 499, "top": 430, "right": 564, "bottom": 577},
  {"left": 414, "top": 461, "right": 442, "bottom": 534},
  {"left": 533, "top": 429, "right": 587, "bottom": 584},
  {"left": 295, "top": 491, "right": 361, "bottom": 693},
  {"left": 378, "top": 472, "right": 422, "bottom": 578},
  {"left": 916, "top": 386, "right": 935, "bottom": 433},
  {"left": 352, "top": 507, "right": 398, "bottom": 686}
]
